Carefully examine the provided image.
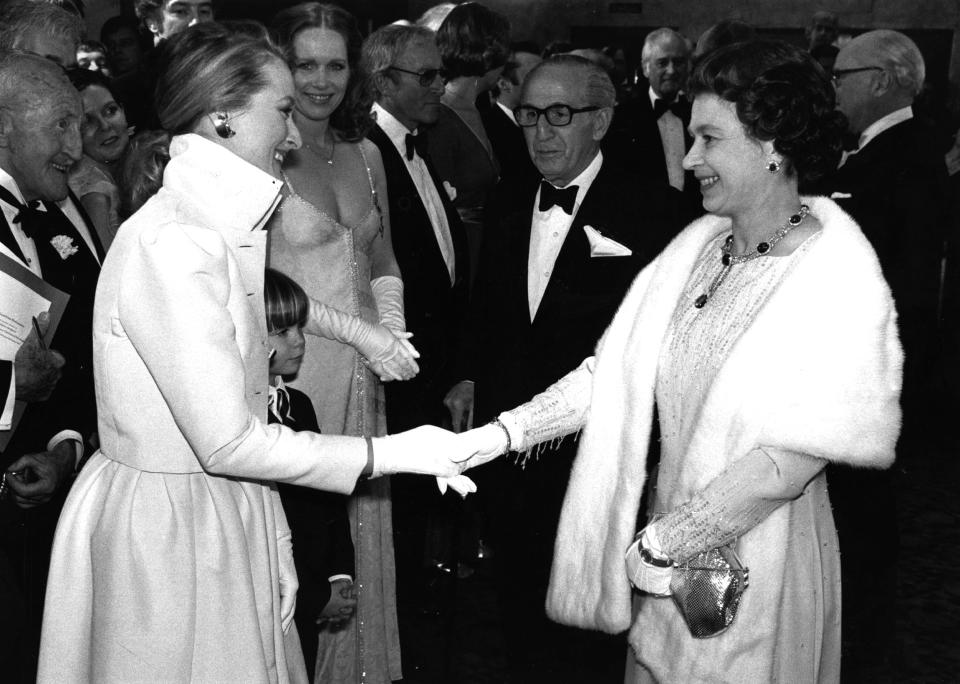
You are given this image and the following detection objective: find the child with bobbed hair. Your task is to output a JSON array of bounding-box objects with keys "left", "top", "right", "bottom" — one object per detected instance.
[{"left": 264, "top": 267, "right": 357, "bottom": 682}]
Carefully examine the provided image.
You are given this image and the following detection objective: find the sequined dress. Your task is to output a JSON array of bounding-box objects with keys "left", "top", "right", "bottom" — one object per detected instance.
[
  {"left": 268, "top": 139, "right": 401, "bottom": 683},
  {"left": 629, "top": 231, "right": 842, "bottom": 682}
]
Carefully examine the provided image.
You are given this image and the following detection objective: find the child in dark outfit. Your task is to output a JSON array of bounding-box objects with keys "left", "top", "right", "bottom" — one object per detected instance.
[{"left": 264, "top": 268, "right": 357, "bottom": 680}]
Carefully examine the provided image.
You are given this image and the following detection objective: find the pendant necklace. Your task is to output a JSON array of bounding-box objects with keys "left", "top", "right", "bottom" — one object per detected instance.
[
  {"left": 693, "top": 204, "right": 810, "bottom": 309},
  {"left": 304, "top": 134, "right": 336, "bottom": 165}
]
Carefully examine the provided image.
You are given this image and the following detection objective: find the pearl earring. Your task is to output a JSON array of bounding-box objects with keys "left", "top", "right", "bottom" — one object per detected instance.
[
  {"left": 214, "top": 113, "right": 235, "bottom": 139},
  {"left": 766, "top": 159, "right": 781, "bottom": 173}
]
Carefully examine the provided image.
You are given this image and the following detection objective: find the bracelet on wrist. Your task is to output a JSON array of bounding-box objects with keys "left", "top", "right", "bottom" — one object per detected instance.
[{"left": 490, "top": 418, "right": 512, "bottom": 452}]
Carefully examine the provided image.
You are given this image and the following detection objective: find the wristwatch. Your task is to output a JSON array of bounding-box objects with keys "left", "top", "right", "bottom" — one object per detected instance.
[{"left": 640, "top": 546, "right": 674, "bottom": 568}]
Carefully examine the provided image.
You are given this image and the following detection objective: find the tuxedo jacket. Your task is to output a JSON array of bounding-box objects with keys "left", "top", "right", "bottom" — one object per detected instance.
[
  {"left": 0, "top": 191, "right": 102, "bottom": 464},
  {"left": 479, "top": 99, "right": 539, "bottom": 189},
  {"left": 367, "top": 123, "right": 470, "bottom": 430},
  {"left": 270, "top": 387, "right": 353, "bottom": 623},
  {"left": 827, "top": 117, "right": 949, "bottom": 363},
  {"left": 466, "top": 159, "right": 679, "bottom": 426},
  {"left": 606, "top": 88, "right": 702, "bottom": 222}
]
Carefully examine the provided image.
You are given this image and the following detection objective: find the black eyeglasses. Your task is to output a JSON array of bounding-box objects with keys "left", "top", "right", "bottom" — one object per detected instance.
[
  {"left": 387, "top": 65, "right": 443, "bottom": 87},
  {"left": 514, "top": 104, "right": 601, "bottom": 127},
  {"left": 831, "top": 66, "right": 883, "bottom": 85}
]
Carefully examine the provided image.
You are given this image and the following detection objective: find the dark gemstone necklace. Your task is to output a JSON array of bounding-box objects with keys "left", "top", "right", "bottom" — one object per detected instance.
[{"left": 693, "top": 204, "right": 810, "bottom": 309}]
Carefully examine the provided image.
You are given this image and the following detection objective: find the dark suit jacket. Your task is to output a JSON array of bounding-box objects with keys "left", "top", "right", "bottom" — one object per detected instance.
[
  {"left": 466, "top": 158, "right": 678, "bottom": 425},
  {"left": 606, "top": 87, "right": 702, "bottom": 223},
  {"left": 0, "top": 361, "right": 9, "bottom": 412},
  {"left": 827, "top": 117, "right": 948, "bottom": 377},
  {"left": 271, "top": 386, "right": 352, "bottom": 681},
  {"left": 479, "top": 99, "right": 539, "bottom": 189},
  {"left": 368, "top": 123, "right": 470, "bottom": 430},
  {"left": 0, "top": 191, "right": 102, "bottom": 464}
]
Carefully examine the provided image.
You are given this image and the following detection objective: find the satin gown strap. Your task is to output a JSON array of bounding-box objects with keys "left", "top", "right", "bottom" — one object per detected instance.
[{"left": 358, "top": 140, "right": 385, "bottom": 236}]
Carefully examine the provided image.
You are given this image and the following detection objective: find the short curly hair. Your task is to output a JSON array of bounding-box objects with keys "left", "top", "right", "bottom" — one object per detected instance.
[
  {"left": 688, "top": 39, "right": 845, "bottom": 185},
  {"left": 436, "top": 2, "right": 510, "bottom": 80}
]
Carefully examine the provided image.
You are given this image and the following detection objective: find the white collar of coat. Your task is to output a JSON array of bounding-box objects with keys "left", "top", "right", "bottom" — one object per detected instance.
[{"left": 163, "top": 133, "right": 283, "bottom": 233}]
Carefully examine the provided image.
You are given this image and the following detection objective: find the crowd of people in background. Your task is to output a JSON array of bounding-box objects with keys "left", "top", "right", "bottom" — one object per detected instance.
[{"left": 0, "top": 0, "right": 956, "bottom": 683}]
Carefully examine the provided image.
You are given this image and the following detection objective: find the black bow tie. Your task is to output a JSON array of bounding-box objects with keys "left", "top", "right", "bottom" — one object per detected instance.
[
  {"left": 405, "top": 132, "right": 429, "bottom": 161},
  {"left": 0, "top": 185, "right": 45, "bottom": 240},
  {"left": 538, "top": 181, "right": 578, "bottom": 215},
  {"left": 653, "top": 97, "right": 686, "bottom": 120}
]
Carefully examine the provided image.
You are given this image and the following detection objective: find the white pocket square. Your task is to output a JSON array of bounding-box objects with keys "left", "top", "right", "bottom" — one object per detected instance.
[
  {"left": 830, "top": 191, "right": 852, "bottom": 199},
  {"left": 584, "top": 225, "right": 632, "bottom": 257}
]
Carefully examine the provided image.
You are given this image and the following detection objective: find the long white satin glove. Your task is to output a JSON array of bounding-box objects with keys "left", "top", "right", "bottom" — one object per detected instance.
[
  {"left": 372, "top": 275, "right": 421, "bottom": 372},
  {"left": 277, "top": 520, "right": 299, "bottom": 633},
  {"left": 436, "top": 474, "right": 478, "bottom": 497},
  {"left": 624, "top": 527, "right": 673, "bottom": 596},
  {"left": 370, "top": 425, "right": 473, "bottom": 478},
  {"left": 372, "top": 275, "right": 406, "bottom": 333},
  {"left": 305, "top": 298, "right": 419, "bottom": 382},
  {"left": 450, "top": 423, "right": 510, "bottom": 473}
]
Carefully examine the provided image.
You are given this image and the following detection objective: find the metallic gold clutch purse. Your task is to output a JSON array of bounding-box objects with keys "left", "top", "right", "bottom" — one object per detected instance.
[{"left": 669, "top": 544, "right": 749, "bottom": 638}]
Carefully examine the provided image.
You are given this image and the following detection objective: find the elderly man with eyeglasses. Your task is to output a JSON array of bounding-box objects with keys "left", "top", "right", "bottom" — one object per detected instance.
[
  {"left": 443, "top": 54, "right": 678, "bottom": 682},
  {"left": 826, "top": 28, "right": 950, "bottom": 683}
]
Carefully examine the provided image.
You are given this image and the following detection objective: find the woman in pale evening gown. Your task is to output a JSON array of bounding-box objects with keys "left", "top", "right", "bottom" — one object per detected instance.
[{"left": 269, "top": 4, "right": 411, "bottom": 682}]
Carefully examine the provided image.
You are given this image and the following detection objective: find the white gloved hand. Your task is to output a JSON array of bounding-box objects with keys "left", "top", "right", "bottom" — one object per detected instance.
[
  {"left": 370, "top": 425, "right": 474, "bottom": 478},
  {"left": 305, "top": 298, "right": 419, "bottom": 382},
  {"left": 453, "top": 423, "right": 510, "bottom": 472},
  {"left": 277, "top": 522, "right": 299, "bottom": 633},
  {"left": 436, "top": 474, "right": 478, "bottom": 497},
  {"left": 371, "top": 275, "right": 406, "bottom": 334},
  {"left": 624, "top": 526, "right": 673, "bottom": 596}
]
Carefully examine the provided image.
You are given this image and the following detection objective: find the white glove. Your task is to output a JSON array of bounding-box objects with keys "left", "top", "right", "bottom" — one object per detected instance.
[
  {"left": 371, "top": 275, "right": 406, "bottom": 334},
  {"left": 370, "top": 425, "right": 474, "bottom": 478},
  {"left": 436, "top": 473, "right": 478, "bottom": 497},
  {"left": 276, "top": 510, "right": 299, "bottom": 633},
  {"left": 625, "top": 526, "right": 673, "bottom": 596},
  {"left": 305, "top": 298, "right": 419, "bottom": 382},
  {"left": 452, "top": 423, "right": 510, "bottom": 472}
]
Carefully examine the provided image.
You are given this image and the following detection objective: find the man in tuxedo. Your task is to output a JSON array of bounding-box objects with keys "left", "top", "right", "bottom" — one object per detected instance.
[
  {"left": 607, "top": 28, "right": 701, "bottom": 222},
  {"left": 827, "top": 30, "right": 949, "bottom": 683},
  {"left": 360, "top": 23, "right": 470, "bottom": 667},
  {"left": 480, "top": 43, "right": 542, "bottom": 188},
  {"left": 0, "top": 51, "right": 103, "bottom": 682},
  {"left": 446, "top": 55, "right": 677, "bottom": 682}
]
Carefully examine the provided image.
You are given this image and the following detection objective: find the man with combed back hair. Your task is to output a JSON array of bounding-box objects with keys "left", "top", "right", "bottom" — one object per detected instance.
[
  {"left": 827, "top": 28, "right": 950, "bottom": 683},
  {"left": 0, "top": 0, "right": 81, "bottom": 69},
  {"left": 445, "top": 54, "right": 678, "bottom": 681}
]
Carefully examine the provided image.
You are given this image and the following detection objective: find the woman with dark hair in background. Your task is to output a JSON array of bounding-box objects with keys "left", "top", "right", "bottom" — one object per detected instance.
[
  {"left": 269, "top": 4, "right": 413, "bottom": 681},
  {"left": 454, "top": 40, "right": 901, "bottom": 682},
  {"left": 427, "top": 1, "right": 510, "bottom": 287},
  {"left": 67, "top": 69, "right": 131, "bottom": 251},
  {"left": 37, "top": 22, "right": 465, "bottom": 683}
]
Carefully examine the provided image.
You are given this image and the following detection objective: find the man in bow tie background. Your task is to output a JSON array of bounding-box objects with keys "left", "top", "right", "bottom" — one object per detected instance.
[
  {"left": 444, "top": 54, "right": 677, "bottom": 682},
  {"left": 360, "top": 24, "right": 470, "bottom": 667},
  {"left": 0, "top": 50, "right": 103, "bottom": 682},
  {"left": 607, "top": 28, "right": 702, "bottom": 222}
]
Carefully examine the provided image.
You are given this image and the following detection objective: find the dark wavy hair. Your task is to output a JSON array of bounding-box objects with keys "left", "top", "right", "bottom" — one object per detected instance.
[
  {"left": 270, "top": 2, "right": 371, "bottom": 142},
  {"left": 436, "top": 2, "right": 510, "bottom": 80},
  {"left": 67, "top": 66, "right": 117, "bottom": 98},
  {"left": 688, "top": 39, "right": 845, "bottom": 186}
]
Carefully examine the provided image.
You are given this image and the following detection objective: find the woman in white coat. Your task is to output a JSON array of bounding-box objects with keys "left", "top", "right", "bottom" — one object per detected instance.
[
  {"left": 456, "top": 41, "right": 902, "bottom": 683},
  {"left": 37, "top": 23, "right": 465, "bottom": 683}
]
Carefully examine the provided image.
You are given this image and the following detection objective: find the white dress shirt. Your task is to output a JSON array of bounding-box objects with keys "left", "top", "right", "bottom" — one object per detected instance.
[
  {"left": 650, "top": 87, "right": 687, "bottom": 192},
  {"left": 528, "top": 150, "right": 603, "bottom": 320},
  {"left": 372, "top": 102, "right": 456, "bottom": 283},
  {"left": 496, "top": 100, "right": 519, "bottom": 127}
]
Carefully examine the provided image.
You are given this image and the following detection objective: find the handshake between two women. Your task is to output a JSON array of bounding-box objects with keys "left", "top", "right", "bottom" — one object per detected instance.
[{"left": 376, "top": 423, "right": 513, "bottom": 497}]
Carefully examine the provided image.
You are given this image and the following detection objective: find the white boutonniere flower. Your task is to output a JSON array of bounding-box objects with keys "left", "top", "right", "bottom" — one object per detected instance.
[
  {"left": 50, "top": 235, "right": 79, "bottom": 260},
  {"left": 442, "top": 181, "right": 457, "bottom": 202}
]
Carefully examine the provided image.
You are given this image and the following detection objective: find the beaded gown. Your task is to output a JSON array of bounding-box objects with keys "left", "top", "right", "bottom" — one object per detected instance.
[{"left": 268, "top": 139, "right": 401, "bottom": 683}]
